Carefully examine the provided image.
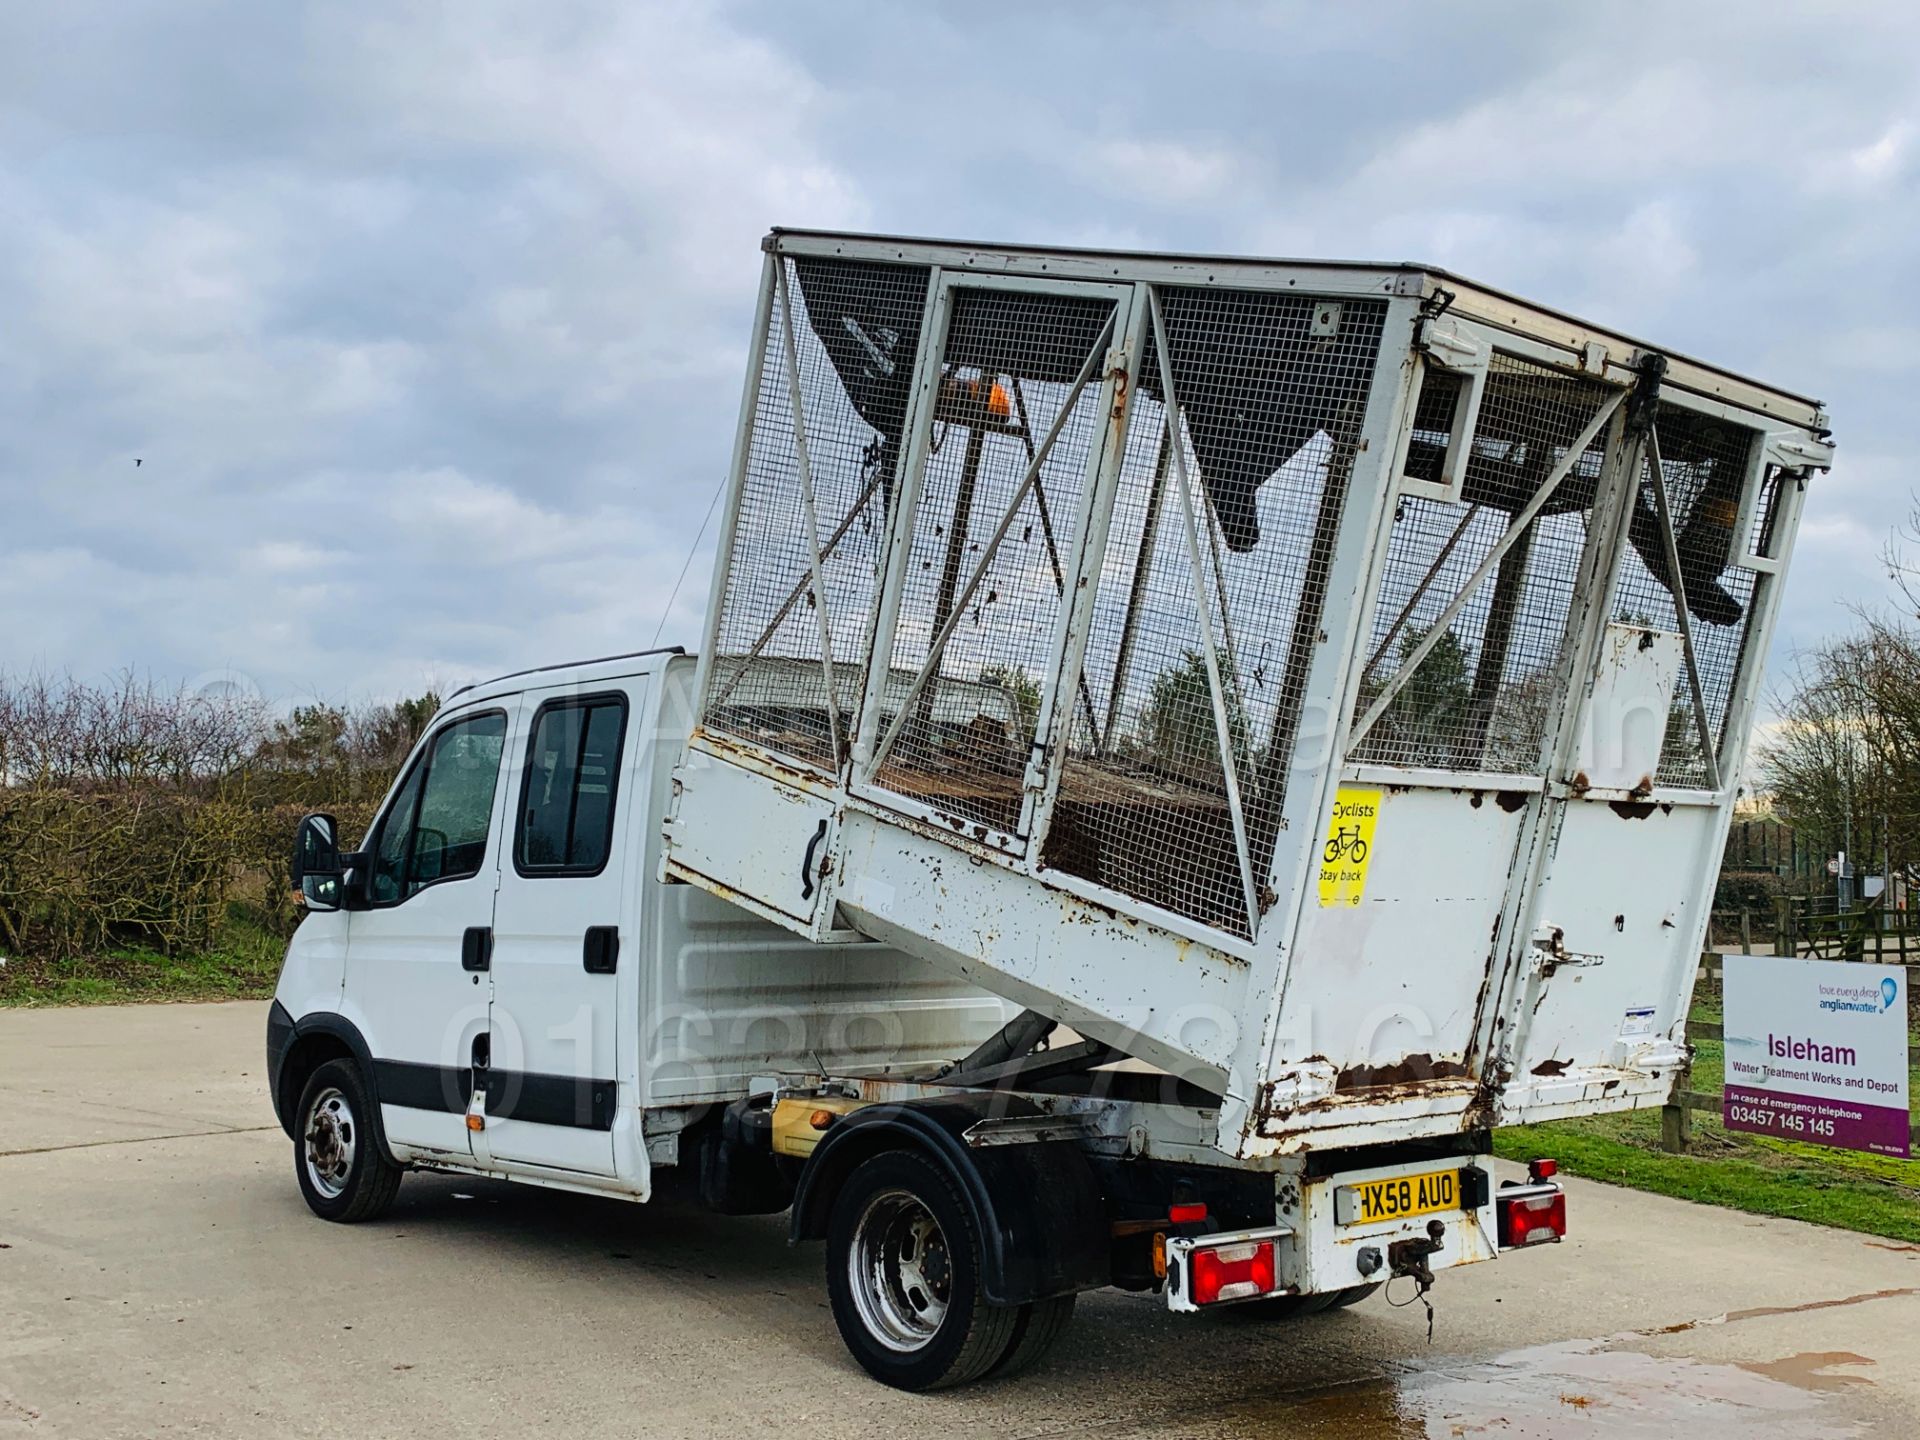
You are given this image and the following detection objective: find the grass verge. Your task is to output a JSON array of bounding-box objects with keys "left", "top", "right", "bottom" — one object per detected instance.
[{"left": 0, "top": 909, "right": 284, "bottom": 1007}]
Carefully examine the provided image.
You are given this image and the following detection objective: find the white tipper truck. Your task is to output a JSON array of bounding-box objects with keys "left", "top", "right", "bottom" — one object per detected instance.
[{"left": 270, "top": 229, "right": 1834, "bottom": 1389}]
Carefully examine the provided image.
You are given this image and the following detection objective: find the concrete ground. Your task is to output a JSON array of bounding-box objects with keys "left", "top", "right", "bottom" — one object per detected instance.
[{"left": 3, "top": 1002, "right": 1918, "bottom": 1438}]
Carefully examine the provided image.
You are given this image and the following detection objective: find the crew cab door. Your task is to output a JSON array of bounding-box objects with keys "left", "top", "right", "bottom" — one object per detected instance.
[
  {"left": 341, "top": 704, "right": 514, "bottom": 1162},
  {"left": 479, "top": 681, "right": 641, "bottom": 1177}
]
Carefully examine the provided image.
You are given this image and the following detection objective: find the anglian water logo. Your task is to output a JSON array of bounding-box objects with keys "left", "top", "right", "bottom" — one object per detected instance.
[{"left": 1816, "top": 975, "right": 1902, "bottom": 1017}]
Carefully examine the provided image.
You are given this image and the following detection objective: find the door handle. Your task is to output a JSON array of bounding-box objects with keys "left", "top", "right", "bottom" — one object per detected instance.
[
  {"left": 800, "top": 819, "right": 829, "bottom": 901},
  {"left": 582, "top": 925, "right": 619, "bottom": 974},
  {"left": 461, "top": 926, "right": 493, "bottom": 972}
]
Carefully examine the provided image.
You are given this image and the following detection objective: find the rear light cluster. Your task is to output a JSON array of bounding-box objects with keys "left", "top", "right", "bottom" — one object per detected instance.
[
  {"left": 1189, "top": 1239, "right": 1278, "bottom": 1305},
  {"left": 1497, "top": 1160, "right": 1567, "bottom": 1248}
]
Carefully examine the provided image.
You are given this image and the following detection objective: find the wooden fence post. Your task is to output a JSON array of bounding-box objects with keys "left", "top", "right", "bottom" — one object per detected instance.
[{"left": 1661, "top": 1066, "right": 1692, "bottom": 1153}]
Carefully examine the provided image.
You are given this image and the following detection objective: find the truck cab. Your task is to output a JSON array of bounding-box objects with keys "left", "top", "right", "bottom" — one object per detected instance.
[{"left": 268, "top": 649, "right": 1013, "bottom": 1203}]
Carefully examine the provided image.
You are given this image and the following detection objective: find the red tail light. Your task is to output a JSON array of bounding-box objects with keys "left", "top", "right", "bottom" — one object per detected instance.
[
  {"left": 1497, "top": 1186, "right": 1566, "bottom": 1247},
  {"left": 1527, "top": 1157, "right": 1558, "bottom": 1182},
  {"left": 1190, "top": 1239, "right": 1278, "bottom": 1305}
]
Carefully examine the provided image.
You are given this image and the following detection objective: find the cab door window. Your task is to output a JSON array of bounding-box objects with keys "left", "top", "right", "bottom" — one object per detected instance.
[
  {"left": 516, "top": 695, "right": 629, "bottom": 876},
  {"left": 369, "top": 710, "right": 508, "bottom": 904}
]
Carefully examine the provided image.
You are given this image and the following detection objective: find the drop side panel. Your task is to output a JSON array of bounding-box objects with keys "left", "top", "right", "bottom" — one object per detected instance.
[
  {"left": 1277, "top": 784, "right": 1527, "bottom": 1093},
  {"left": 1498, "top": 802, "right": 1718, "bottom": 1118}
]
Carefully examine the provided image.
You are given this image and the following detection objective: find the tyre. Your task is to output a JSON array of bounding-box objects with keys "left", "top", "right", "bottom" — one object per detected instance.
[
  {"left": 825, "top": 1149, "right": 1022, "bottom": 1391},
  {"left": 985, "top": 1295, "right": 1075, "bottom": 1381},
  {"left": 294, "top": 1058, "right": 403, "bottom": 1223}
]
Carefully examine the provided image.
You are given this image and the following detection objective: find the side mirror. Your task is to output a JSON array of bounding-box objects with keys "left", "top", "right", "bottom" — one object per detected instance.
[{"left": 292, "top": 812, "right": 343, "bottom": 913}]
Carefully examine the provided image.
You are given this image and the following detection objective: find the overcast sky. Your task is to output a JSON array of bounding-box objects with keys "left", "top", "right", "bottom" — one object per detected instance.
[{"left": 2, "top": 2, "right": 1914, "bottom": 717}]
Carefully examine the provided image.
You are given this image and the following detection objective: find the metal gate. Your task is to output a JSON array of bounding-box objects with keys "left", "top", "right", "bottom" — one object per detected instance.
[{"left": 849, "top": 275, "right": 1139, "bottom": 857}]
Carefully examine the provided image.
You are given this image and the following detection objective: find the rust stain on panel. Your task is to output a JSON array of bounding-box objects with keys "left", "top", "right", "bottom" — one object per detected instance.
[{"left": 1334, "top": 1054, "right": 1468, "bottom": 1092}]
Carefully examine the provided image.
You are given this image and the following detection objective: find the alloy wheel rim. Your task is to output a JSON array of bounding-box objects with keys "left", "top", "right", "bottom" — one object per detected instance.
[{"left": 848, "top": 1187, "right": 953, "bottom": 1352}]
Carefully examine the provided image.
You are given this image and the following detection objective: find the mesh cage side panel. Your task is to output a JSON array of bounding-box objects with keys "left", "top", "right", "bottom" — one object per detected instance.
[
  {"left": 871, "top": 288, "right": 1117, "bottom": 834},
  {"left": 1044, "top": 290, "right": 1388, "bottom": 937},
  {"left": 703, "top": 258, "right": 931, "bottom": 770},
  {"left": 1610, "top": 403, "right": 1763, "bottom": 788},
  {"left": 1350, "top": 352, "right": 1618, "bottom": 773}
]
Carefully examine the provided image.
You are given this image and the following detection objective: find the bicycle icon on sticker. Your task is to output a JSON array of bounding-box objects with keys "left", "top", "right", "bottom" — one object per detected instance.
[{"left": 1324, "top": 825, "right": 1369, "bottom": 865}]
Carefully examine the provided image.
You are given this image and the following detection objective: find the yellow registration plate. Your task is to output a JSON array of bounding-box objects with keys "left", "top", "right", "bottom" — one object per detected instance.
[{"left": 1337, "top": 1169, "right": 1463, "bottom": 1226}]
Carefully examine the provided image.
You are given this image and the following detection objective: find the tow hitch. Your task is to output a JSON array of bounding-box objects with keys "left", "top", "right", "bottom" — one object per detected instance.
[
  {"left": 1387, "top": 1218, "right": 1448, "bottom": 1289},
  {"left": 1386, "top": 1218, "right": 1447, "bottom": 1341}
]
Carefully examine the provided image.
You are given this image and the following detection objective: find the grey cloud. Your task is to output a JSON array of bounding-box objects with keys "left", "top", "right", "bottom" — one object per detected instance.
[{"left": 1, "top": 1, "right": 1914, "bottom": 719}]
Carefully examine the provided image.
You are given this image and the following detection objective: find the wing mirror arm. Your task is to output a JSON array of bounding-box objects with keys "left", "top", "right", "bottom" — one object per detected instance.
[
  {"left": 291, "top": 813, "right": 365, "bottom": 913},
  {"left": 337, "top": 851, "right": 370, "bottom": 910}
]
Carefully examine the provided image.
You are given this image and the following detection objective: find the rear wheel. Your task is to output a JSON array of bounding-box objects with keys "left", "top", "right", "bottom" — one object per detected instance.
[
  {"left": 825, "top": 1150, "right": 1021, "bottom": 1391},
  {"left": 985, "top": 1295, "right": 1075, "bottom": 1381},
  {"left": 294, "top": 1058, "right": 403, "bottom": 1223}
]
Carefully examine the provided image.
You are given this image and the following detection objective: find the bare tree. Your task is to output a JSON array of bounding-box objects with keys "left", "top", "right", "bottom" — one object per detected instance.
[{"left": 1761, "top": 617, "right": 1920, "bottom": 892}]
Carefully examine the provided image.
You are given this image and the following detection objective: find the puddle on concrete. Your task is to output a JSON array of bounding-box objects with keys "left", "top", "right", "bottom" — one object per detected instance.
[
  {"left": 1736, "top": 1351, "right": 1877, "bottom": 1393},
  {"left": 1224, "top": 1337, "right": 1868, "bottom": 1438}
]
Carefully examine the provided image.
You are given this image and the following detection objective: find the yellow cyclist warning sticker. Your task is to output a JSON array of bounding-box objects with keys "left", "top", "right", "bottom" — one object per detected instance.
[{"left": 1317, "top": 786, "right": 1380, "bottom": 907}]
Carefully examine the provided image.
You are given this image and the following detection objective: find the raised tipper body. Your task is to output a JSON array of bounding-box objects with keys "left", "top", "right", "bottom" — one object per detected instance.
[{"left": 665, "top": 228, "right": 1834, "bottom": 1159}]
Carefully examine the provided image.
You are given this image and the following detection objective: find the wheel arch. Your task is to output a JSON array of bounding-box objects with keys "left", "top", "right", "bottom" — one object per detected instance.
[
  {"left": 271, "top": 1008, "right": 393, "bottom": 1163},
  {"left": 790, "top": 1095, "right": 1109, "bottom": 1305}
]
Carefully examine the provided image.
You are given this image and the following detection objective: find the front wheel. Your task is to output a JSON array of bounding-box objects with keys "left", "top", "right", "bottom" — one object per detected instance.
[
  {"left": 294, "top": 1058, "right": 403, "bottom": 1223},
  {"left": 825, "top": 1150, "right": 1022, "bottom": 1391}
]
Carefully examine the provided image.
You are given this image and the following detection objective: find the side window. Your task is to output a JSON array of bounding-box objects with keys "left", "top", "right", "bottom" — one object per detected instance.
[
  {"left": 370, "top": 764, "right": 425, "bottom": 905},
  {"left": 516, "top": 695, "right": 629, "bottom": 876},
  {"left": 370, "top": 710, "right": 508, "bottom": 904}
]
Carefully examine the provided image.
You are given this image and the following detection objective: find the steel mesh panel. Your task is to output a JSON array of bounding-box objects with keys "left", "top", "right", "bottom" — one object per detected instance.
[
  {"left": 1045, "top": 289, "right": 1388, "bottom": 937},
  {"left": 703, "top": 257, "right": 931, "bottom": 770},
  {"left": 1351, "top": 353, "right": 1618, "bottom": 773},
  {"left": 1610, "top": 403, "right": 1763, "bottom": 788},
  {"left": 870, "top": 288, "right": 1117, "bottom": 834}
]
